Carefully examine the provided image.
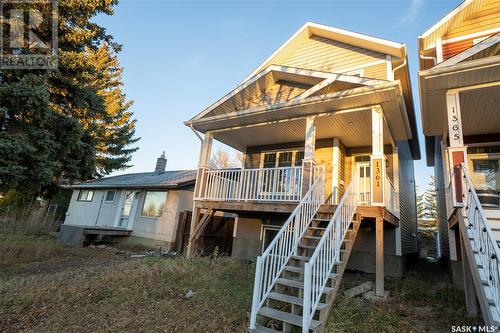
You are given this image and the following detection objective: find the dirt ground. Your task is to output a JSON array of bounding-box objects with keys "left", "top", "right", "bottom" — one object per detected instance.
[{"left": 0, "top": 234, "right": 482, "bottom": 333}]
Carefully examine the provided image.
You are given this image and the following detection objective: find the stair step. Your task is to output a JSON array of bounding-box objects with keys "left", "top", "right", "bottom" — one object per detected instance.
[
  {"left": 258, "top": 307, "right": 321, "bottom": 330},
  {"left": 303, "top": 235, "right": 321, "bottom": 240},
  {"left": 284, "top": 265, "right": 338, "bottom": 279},
  {"left": 268, "top": 292, "right": 328, "bottom": 310},
  {"left": 298, "top": 244, "right": 317, "bottom": 250},
  {"left": 253, "top": 325, "right": 281, "bottom": 333},
  {"left": 312, "top": 218, "right": 331, "bottom": 222},
  {"left": 308, "top": 226, "right": 326, "bottom": 231},
  {"left": 276, "top": 278, "right": 333, "bottom": 294},
  {"left": 291, "top": 255, "right": 310, "bottom": 261}
]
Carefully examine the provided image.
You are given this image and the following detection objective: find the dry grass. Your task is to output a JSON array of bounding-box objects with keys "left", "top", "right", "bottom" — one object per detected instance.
[{"left": 0, "top": 234, "right": 479, "bottom": 333}]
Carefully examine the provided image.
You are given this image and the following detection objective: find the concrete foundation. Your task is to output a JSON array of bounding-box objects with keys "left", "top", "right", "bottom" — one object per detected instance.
[{"left": 118, "top": 235, "right": 172, "bottom": 250}]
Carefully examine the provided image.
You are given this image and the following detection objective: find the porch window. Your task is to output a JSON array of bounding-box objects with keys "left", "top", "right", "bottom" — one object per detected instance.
[
  {"left": 77, "top": 190, "right": 94, "bottom": 202},
  {"left": 141, "top": 191, "right": 167, "bottom": 217},
  {"left": 260, "top": 150, "right": 303, "bottom": 195}
]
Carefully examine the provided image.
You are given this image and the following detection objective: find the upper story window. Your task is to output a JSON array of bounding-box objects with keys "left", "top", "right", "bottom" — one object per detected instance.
[
  {"left": 261, "top": 150, "right": 304, "bottom": 168},
  {"left": 104, "top": 190, "right": 116, "bottom": 202},
  {"left": 77, "top": 190, "right": 94, "bottom": 202},
  {"left": 141, "top": 191, "right": 167, "bottom": 218}
]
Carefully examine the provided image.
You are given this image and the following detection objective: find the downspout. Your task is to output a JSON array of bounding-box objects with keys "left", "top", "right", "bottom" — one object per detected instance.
[
  {"left": 419, "top": 54, "right": 437, "bottom": 66},
  {"left": 190, "top": 124, "right": 203, "bottom": 143},
  {"left": 392, "top": 57, "right": 407, "bottom": 76}
]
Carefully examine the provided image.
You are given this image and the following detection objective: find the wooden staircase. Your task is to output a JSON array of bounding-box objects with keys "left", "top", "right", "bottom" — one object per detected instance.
[{"left": 252, "top": 205, "right": 361, "bottom": 332}]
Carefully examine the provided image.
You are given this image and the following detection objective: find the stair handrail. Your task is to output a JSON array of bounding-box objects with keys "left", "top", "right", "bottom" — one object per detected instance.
[
  {"left": 461, "top": 163, "right": 500, "bottom": 316},
  {"left": 248, "top": 166, "right": 326, "bottom": 331},
  {"left": 302, "top": 169, "right": 360, "bottom": 332}
]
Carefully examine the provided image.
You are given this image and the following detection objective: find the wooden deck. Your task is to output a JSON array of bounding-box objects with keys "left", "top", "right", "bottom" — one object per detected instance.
[
  {"left": 356, "top": 206, "right": 400, "bottom": 227},
  {"left": 194, "top": 200, "right": 299, "bottom": 214}
]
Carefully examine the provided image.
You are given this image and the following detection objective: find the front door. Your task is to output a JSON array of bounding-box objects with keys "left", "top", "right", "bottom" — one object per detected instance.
[
  {"left": 118, "top": 191, "right": 138, "bottom": 229},
  {"left": 357, "top": 163, "right": 371, "bottom": 205}
]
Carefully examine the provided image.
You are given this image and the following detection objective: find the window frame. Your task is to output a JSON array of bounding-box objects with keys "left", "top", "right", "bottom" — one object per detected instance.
[
  {"left": 259, "top": 149, "right": 304, "bottom": 169},
  {"left": 104, "top": 190, "right": 116, "bottom": 203},
  {"left": 77, "top": 189, "right": 94, "bottom": 202},
  {"left": 140, "top": 190, "right": 168, "bottom": 218}
]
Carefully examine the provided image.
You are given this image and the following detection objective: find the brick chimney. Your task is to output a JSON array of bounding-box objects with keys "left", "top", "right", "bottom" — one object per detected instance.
[{"left": 154, "top": 151, "right": 167, "bottom": 174}]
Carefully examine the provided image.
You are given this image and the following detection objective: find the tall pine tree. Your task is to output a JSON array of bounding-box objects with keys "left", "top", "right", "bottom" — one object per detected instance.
[{"left": 0, "top": 0, "right": 137, "bottom": 199}]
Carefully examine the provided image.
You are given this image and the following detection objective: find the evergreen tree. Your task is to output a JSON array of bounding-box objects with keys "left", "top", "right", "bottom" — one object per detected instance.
[
  {"left": 423, "top": 176, "right": 438, "bottom": 221},
  {"left": 416, "top": 187, "right": 426, "bottom": 220},
  {"left": 0, "top": 0, "right": 137, "bottom": 199}
]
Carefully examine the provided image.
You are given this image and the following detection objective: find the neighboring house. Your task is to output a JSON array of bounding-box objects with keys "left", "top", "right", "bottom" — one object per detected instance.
[
  {"left": 417, "top": 0, "right": 500, "bottom": 326},
  {"left": 185, "top": 22, "right": 420, "bottom": 332},
  {"left": 59, "top": 153, "right": 197, "bottom": 249}
]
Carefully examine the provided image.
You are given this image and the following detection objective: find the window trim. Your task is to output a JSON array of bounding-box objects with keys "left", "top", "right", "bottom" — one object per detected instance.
[
  {"left": 77, "top": 189, "right": 94, "bottom": 202},
  {"left": 104, "top": 190, "right": 116, "bottom": 203},
  {"left": 259, "top": 149, "right": 305, "bottom": 169},
  {"left": 140, "top": 190, "right": 168, "bottom": 218}
]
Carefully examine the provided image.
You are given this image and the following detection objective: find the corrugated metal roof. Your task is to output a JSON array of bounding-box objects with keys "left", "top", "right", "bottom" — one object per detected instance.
[{"left": 70, "top": 170, "right": 197, "bottom": 189}]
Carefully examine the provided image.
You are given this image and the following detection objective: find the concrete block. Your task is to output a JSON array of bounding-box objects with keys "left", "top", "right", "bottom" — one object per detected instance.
[{"left": 344, "top": 281, "right": 373, "bottom": 298}]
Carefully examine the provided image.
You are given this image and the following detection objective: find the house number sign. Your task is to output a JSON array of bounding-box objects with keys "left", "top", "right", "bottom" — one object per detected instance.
[
  {"left": 371, "top": 157, "right": 384, "bottom": 205},
  {"left": 446, "top": 93, "right": 463, "bottom": 147}
]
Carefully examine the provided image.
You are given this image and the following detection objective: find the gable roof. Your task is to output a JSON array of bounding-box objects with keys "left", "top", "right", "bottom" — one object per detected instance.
[
  {"left": 419, "top": 0, "right": 497, "bottom": 50},
  {"left": 246, "top": 22, "right": 406, "bottom": 81},
  {"left": 71, "top": 170, "right": 197, "bottom": 190}
]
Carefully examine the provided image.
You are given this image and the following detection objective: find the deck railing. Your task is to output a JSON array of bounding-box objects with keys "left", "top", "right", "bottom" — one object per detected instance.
[
  {"left": 302, "top": 169, "right": 360, "bottom": 332},
  {"left": 461, "top": 164, "right": 500, "bottom": 318},
  {"left": 201, "top": 166, "right": 303, "bottom": 202},
  {"left": 248, "top": 167, "right": 325, "bottom": 330},
  {"left": 385, "top": 175, "right": 400, "bottom": 218}
]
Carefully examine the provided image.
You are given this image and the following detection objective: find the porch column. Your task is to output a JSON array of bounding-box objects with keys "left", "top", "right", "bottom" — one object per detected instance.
[
  {"left": 187, "top": 132, "right": 213, "bottom": 256},
  {"left": 445, "top": 91, "right": 467, "bottom": 207},
  {"left": 371, "top": 106, "right": 386, "bottom": 298},
  {"left": 371, "top": 106, "right": 385, "bottom": 207},
  {"left": 302, "top": 116, "right": 317, "bottom": 196},
  {"left": 331, "top": 137, "right": 340, "bottom": 204}
]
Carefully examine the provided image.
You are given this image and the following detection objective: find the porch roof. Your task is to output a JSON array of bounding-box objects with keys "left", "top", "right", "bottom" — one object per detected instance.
[{"left": 418, "top": 34, "right": 500, "bottom": 165}]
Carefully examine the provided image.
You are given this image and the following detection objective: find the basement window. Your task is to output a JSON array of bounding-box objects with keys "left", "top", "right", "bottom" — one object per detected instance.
[{"left": 77, "top": 190, "right": 94, "bottom": 202}]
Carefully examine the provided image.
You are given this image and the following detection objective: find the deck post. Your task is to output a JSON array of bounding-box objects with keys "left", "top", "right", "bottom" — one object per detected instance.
[
  {"left": 188, "top": 132, "right": 213, "bottom": 256},
  {"left": 371, "top": 106, "right": 385, "bottom": 207},
  {"left": 375, "top": 215, "right": 384, "bottom": 297},
  {"left": 331, "top": 137, "right": 340, "bottom": 204},
  {"left": 301, "top": 116, "right": 317, "bottom": 196},
  {"left": 459, "top": 223, "right": 478, "bottom": 317}
]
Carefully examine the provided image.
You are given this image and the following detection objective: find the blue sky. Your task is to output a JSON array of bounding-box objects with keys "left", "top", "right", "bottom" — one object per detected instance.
[{"left": 96, "top": 0, "right": 462, "bottom": 193}]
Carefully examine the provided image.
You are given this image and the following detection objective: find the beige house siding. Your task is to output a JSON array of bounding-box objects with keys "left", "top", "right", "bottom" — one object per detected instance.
[
  {"left": 278, "top": 35, "right": 386, "bottom": 75},
  {"left": 231, "top": 217, "right": 263, "bottom": 259},
  {"left": 364, "top": 62, "right": 388, "bottom": 80},
  {"left": 397, "top": 140, "right": 418, "bottom": 254},
  {"left": 442, "top": 0, "right": 500, "bottom": 40}
]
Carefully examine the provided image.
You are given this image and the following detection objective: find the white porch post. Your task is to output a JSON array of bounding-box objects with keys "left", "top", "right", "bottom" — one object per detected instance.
[
  {"left": 445, "top": 91, "right": 467, "bottom": 207},
  {"left": 188, "top": 132, "right": 213, "bottom": 256},
  {"left": 371, "top": 105, "right": 386, "bottom": 207},
  {"left": 302, "top": 116, "right": 317, "bottom": 196},
  {"left": 332, "top": 137, "right": 340, "bottom": 204},
  {"left": 371, "top": 105, "right": 386, "bottom": 298}
]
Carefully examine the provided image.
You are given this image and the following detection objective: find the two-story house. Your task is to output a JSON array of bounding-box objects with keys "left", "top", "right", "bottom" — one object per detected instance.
[
  {"left": 186, "top": 22, "right": 420, "bottom": 332},
  {"left": 418, "top": 0, "right": 500, "bottom": 326}
]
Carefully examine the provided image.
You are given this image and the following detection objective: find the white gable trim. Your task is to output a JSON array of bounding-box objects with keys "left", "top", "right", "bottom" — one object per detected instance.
[{"left": 434, "top": 32, "right": 500, "bottom": 69}]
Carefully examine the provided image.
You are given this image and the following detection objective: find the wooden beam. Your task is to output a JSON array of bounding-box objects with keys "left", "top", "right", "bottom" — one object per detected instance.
[
  {"left": 191, "top": 209, "right": 215, "bottom": 241},
  {"left": 459, "top": 225, "right": 479, "bottom": 317},
  {"left": 375, "top": 216, "right": 384, "bottom": 297},
  {"left": 195, "top": 200, "right": 297, "bottom": 214}
]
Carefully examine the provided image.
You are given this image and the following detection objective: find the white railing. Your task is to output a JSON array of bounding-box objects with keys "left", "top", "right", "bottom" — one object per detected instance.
[
  {"left": 202, "top": 166, "right": 302, "bottom": 202},
  {"left": 385, "top": 175, "right": 400, "bottom": 218},
  {"left": 302, "top": 169, "right": 360, "bottom": 332},
  {"left": 248, "top": 167, "right": 325, "bottom": 330},
  {"left": 461, "top": 164, "right": 500, "bottom": 318}
]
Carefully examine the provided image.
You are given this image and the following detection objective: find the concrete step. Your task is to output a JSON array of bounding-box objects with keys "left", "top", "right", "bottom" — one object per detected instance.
[
  {"left": 258, "top": 307, "right": 321, "bottom": 330},
  {"left": 276, "top": 278, "right": 333, "bottom": 294},
  {"left": 267, "top": 291, "right": 328, "bottom": 311}
]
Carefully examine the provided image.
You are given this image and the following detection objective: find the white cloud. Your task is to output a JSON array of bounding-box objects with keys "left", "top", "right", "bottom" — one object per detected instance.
[{"left": 399, "top": 0, "right": 424, "bottom": 25}]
